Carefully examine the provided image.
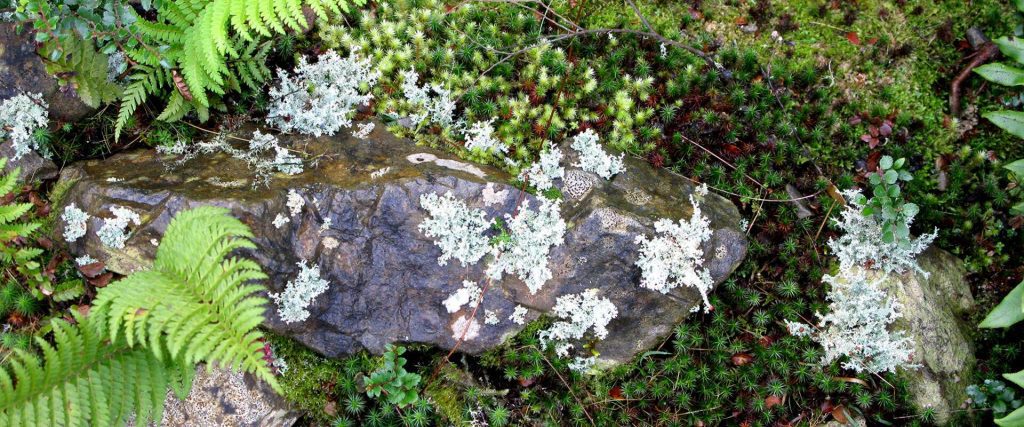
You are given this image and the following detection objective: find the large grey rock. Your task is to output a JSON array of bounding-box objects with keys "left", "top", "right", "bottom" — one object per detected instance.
[
  {"left": 849, "top": 247, "right": 975, "bottom": 425},
  {"left": 0, "top": 22, "right": 97, "bottom": 123},
  {"left": 54, "top": 121, "right": 747, "bottom": 366}
]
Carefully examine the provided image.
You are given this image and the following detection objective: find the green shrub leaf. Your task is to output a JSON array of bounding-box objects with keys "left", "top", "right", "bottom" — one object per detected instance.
[
  {"left": 996, "top": 36, "right": 1024, "bottom": 65},
  {"left": 976, "top": 63, "right": 1024, "bottom": 86},
  {"left": 980, "top": 280, "right": 1024, "bottom": 328},
  {"left": 984, "top": 110, "right": 1024, "bottom": 139}
]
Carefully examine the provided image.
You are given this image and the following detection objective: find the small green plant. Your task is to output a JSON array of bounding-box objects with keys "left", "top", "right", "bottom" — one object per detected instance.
[
  {"left": 974, "top": 1, "right": 1024, "bottom": 218},
  {"left": 974, "top": 0, "right": 1024, "bottom": 140},
  {"left": 968, "top": 379, "right": 1024, "bottom": 417},
  {"left": 363, "top": 344, "right": 422, "bottom": 408},
  {"left": 855, "top": 155, "right": 918, "bottom": 245},
  {"left": 979, "top": 277, "right": 1024, "bottom": 426}
]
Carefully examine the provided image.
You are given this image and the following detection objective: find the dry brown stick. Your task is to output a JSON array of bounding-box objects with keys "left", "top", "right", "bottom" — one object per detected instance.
[{"left": 950, "top": 41, "right": 999, "bottom": 117}]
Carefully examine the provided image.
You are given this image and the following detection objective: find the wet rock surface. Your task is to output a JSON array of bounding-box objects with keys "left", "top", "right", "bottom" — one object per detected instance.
[{"left": 55, "top": 121, "right": 747, "bottom": 366}]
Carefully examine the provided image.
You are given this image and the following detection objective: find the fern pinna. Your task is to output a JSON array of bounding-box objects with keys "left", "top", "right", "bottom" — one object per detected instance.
[
  {"left": 0, "top": 206, "right": 277, "bottom": 426},
  {"left": 0, "top": 159, "right": 48, "bottom": 292},
  {"left": 115, "top": 0, "right": 366, "bottom": 139}
]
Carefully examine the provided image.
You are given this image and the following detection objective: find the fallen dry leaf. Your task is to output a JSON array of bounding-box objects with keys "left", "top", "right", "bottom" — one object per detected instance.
[
  {"left": 846, "top": 32, "right": 860, "bottom": 45},
  {"left": 731, "top": 353, "right": 754, "bottom": 366}
]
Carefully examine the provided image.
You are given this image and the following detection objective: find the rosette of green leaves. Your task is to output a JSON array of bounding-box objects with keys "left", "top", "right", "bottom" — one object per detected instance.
[{"left": 856, "top": 155, "right": 917, "bottom": 245}]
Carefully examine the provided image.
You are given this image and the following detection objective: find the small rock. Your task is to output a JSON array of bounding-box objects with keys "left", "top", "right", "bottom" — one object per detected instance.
[
  {"left": 0, "top": 22, "right": 97, "bottom": 123},
  {"left": 145, "top": 367, "right": 298, "bottom": 427},
  {"left": 0, "top": 139, "right": 57, "bottom": 181}
]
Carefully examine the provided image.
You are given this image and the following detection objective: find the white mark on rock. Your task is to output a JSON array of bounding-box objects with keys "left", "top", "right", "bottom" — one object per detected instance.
[
  {"left": 407, "top": 152, "right": 486, "bottom": 178},
  {"left": 481, "top": 182, "right": 507, "bottom": 206}
]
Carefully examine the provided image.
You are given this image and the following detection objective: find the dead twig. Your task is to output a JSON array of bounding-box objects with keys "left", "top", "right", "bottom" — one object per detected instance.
[{"left": 950, "top": 41, "right": 999, "bottom": 117}]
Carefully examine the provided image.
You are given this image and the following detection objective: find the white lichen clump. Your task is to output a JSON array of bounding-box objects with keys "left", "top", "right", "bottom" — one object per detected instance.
[
  {"left": 268, "top": 49, "right": 380, "bottom": 137},
  {"left": 463, "top": 118, "right": 507, "bottom": 154},
  {"left": 97, "top": 206, "right": 140, "bottom": 249},
  {"left": 273, "top": 214, "right": 290, "bottom": 229},
  {"left": 61, "top": 203, "right": 90, "bottom": 243},
  {"left": 75, "top": 254, "right": 98, "bottom": 266},
  {"left": 509, "top": 305, "right": 529, "bottom": 325},
  {"left": 487, "top": 198, "right": 566, "bottom": 294},
  {"left": 571, "top": 129, "right": 624, "bottom": 179},
  {"left": 519, "top": 147, "right": 564, "bottom": 191},
  {"left": 419, "top": 192, "right": 491, "bottom": 267},
  {"left": 443, "top": 280, "right": 482, "bottom": 313},
  {"left": 538, "top": 289, "right": 618, "bottom": 357},
  {"left": 568, "top": 356, "right": 597, "bottom": 373},
  {"left": 829, "top": 189, "right": 936, "bottom": 276},
  {"left": 156, "top": 131, "right": 303, "bottom": 186},
  {"left": 786, "top": 270, "right": 918, "bottom": 374},
  {"left": 401, "top": 69, "right": 458, "bottom": 128},
  {"left": 0, "top": 93, "right": 49, "bottom": 160},
  {"left": 270, "top": 260, "right": 331, "bottom": 324},
  {"left": 353, "top": 122, "right": 375, "bottom": 139},
  {"left": 286, "top": 189, "right": 305, "bottom": 217},
  {"left": 245, "top": 131, "right": 304, "bottom": 177},
  {"left": 450, "top": 315, "right": 481, "bottom": 340},
  {"left": 634, "top": 184, "right": 714, "bottom": 312},
  {"left": 484, "top": 310, "right": 499, "bottom": 325}
]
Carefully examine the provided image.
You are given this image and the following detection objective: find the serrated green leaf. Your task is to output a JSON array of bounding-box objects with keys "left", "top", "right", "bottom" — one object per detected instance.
[
  {"left": 1012, "top": 201, "right": 1024, "bottom": 216},
  {"left": 1006, "top": 370, "right": 1024, "bottom": 389},
  {"left": 884, "top": 169, "right": 898, "bottom": 184},
  {"left": 880, "top": 156, "right": 893, "bottom": 170},
  {"left": 1006, "top": 159, "right": 1024, "bottom": 178}
]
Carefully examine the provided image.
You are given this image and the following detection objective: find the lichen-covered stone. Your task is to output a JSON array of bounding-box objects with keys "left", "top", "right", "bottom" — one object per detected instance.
[
  {"left": 0, "top": 139, "right": 56, "bottom": 181},
  {"left": 852, "top": 247, "right": 975, "bottom": 425},
  {"left": 55, "top": 120, "right": 747, "bottom": 366}
]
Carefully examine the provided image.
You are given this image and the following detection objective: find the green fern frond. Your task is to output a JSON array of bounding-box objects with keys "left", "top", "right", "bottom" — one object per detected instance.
[
  {"left": 156, "top": 90, "right": 192, "bottom": 122},
  {"left": 0, "top": 159, "right": 17, "bottom": 196},
  {"left": 0, "top": 163, "right": 39, "bottom": 243},
  {"left": 93, "top": 206, "right": 278, "bottom": 391},
  {"left": 42, "top": 37, "right": 121, "bottom": 108},
  {"left": 115, "top": 76, "right": 154, "bottom": 141},
  {"left": 0, "top": 313, "right": 182, "bottom": 426},
  {"left": 110, "top": 0, "right": 361, "bottom": 138},
  {"left": 0, "top": 206, "right": 277, "bottom": 425}
]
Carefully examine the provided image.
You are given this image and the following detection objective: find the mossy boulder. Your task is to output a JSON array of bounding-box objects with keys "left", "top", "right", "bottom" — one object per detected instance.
[
  {"left": 849, "top": 247, "right": 976, "bottom": 424},
  {"left": 53, "top": 120, "right": 747, "bottom": 367}
]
